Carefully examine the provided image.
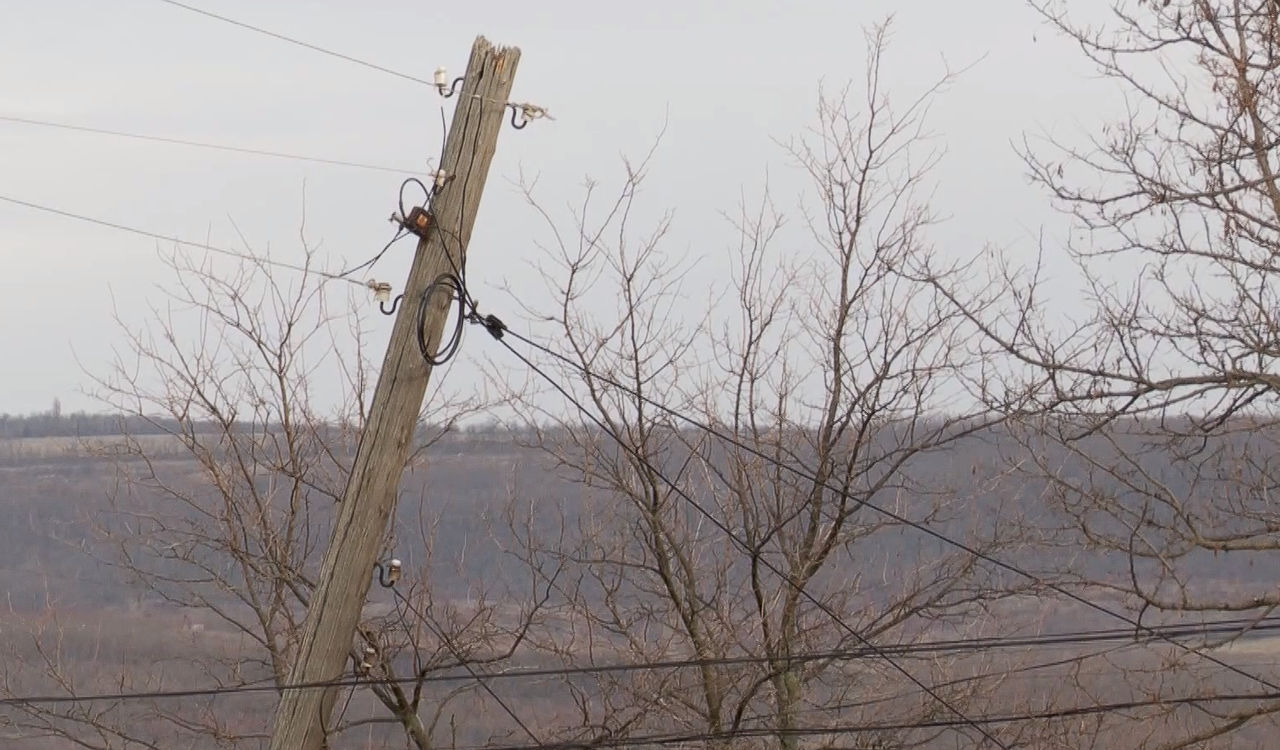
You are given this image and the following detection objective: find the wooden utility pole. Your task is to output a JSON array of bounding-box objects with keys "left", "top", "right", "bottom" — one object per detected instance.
[{"left": 269, "top": 36, "right": 520, "bottom": 750}]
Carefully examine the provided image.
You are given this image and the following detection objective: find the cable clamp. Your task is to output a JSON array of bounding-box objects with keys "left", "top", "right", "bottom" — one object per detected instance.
[{"left": 467, "top": 310, "right": 507, "bottom": 339}]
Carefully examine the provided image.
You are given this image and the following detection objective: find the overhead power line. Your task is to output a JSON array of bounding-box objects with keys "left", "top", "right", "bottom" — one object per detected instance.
[
  {"left": 0, "top": 193, "right": 369, "bottom": 288},
  {"left": 488, "top": 337, "right": 1009, "bottom": 749},
  {"left": 426, "top": 213, "right": 1026, "bottom": 749},
  {"left": 462, "top": 689, "right": 1280, "bottom": 750},
  {"left": 7, "top": 614, "right": 1271, "bottom": 709},
  {"left": 0, "top": 115, "right": 422, "bottom": 175},
  {"left": 153, "top": 0, "right": 433, "bottom": 85},
  {"left": 493, "top": 327, "right": 1280, "bottom": 698}
]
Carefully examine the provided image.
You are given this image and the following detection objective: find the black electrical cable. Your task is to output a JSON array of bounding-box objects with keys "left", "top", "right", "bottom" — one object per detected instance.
[
  {"left": 487, "top": 337, "right": 1011, "bottom": 749},
  {"left": 399, "top": 177, "right": 431, "bottom": 221},
  {"left": 495, "top": 326, "right": 1280, "bottom": 696},
  {"left": 4, "top": 614, "right": 1274, "bottom": 709},
  {"left": 338, "top": 227, "right": 409, "bottom": 279},
  {"left": 417, "top": 273, "right": 469, "bottom": 366},
  {"left": 457, "top": 690, "right": 1280, "bottom": 750}
]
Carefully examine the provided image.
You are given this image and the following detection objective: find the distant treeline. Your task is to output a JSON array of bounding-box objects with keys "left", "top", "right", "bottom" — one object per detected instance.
[
  {"left": 0, "top": 411, "right": 182, "bottom": 439},
  {"left": 0, "top": 408, "right": 513, "bottom": 442}
]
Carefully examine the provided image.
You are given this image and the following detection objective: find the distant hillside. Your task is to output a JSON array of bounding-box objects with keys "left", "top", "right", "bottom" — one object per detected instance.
[{"left": 1, "top": 418, "right": 1272, "bottom": 618}]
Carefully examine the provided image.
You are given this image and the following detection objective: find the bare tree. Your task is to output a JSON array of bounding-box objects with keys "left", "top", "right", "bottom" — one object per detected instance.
[
  {"left": 498, "top": 23, "right": 1036, "bottom": 750},
  {"left": 0, "top": 226, "right": 538, "bottom": 749},
  {"left": 917, "top": 1, "right": 1280, "bottom": 745}
]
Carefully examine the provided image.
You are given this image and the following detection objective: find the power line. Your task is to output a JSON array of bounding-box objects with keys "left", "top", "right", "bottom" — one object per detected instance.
[
  {"left": 153, "top": 0, "right": 432, "bottom": 86},
  {"left": 0, "top": 115, "right": 423, "bottom": 175},
  {"left": 3, "top": 614, "right": 1273, "bottom": 709},
  {"left": 812, "top": 640, "right": 1138, "bottom": 720},
  {"left": 494, "top": 326, "right": 1280, "bottom": 696},
  {"left": 462, "top": 689, "right": 1280, "bottom": 750},
  {"left": 0, "top": 193, "right": 370, "bottom": 288},
  {"left": 487, "top": 336, "right": 1011, "bottom": 750}
]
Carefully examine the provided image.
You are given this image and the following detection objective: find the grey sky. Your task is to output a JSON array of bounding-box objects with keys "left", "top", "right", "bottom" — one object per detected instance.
[{"left": 0, "top": 0, "right": 1113, "bottom": 415}]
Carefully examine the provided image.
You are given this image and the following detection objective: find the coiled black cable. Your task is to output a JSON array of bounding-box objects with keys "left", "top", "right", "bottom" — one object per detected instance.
[{"left": 416, "top": 272, "right": 468, "bottom": 366}]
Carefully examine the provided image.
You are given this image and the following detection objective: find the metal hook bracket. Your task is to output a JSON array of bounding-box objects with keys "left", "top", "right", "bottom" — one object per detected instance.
[
  {"left": 438, "top": 76, "right": 465, "bottom": 98},
  {"left": 379, "top": 294, "right": 404, "bottom": 316},
  {"left": 373, "top": 559, "right": 402, "bottom": 588}
]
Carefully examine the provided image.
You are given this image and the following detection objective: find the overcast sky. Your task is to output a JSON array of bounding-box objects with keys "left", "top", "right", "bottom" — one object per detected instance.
[{"left": 0, "top": 0, "right": 1117, "bottom": 416}]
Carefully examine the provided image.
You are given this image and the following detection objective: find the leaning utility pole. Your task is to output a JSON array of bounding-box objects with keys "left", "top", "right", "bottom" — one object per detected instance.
[{"left": 269, "top": 36, "right": 520, "bottom": 750}]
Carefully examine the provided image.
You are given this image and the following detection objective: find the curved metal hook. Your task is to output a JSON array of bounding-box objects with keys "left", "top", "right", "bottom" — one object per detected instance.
[
  {"left": 372, "top": 560, "right": 401, "bottom": 588},
  {"left": 509, "top": 105, "right": 528, "bottom": 130},
  {"left": 439, "top": 76, "right": 465, "bottom": 98},
  {"left": 380, "top": 294, "right": 404, "bottom": 316}
]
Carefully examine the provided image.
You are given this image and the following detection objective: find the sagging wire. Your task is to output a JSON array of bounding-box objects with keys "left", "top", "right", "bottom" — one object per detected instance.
[
  {"left": 488, "top": 325, "right": 1280, "bottom": 705},
  {"left": 0, "top": 193, "right": 372, "bottom": 288},
  {"left": 485, "top": 335, "right": 1011, "bottom": 749},
  {"left": 0, "top": 114, "right": 424, "bottom": 174},
  {"left": 419, "top": 203, "right": 509, "bottom": 365},
  {"left": 338, "top": 227, "right": 409, "bottom": 281},
  {"left": 155, "top": 0, "right": 435, "bottom": 86}
]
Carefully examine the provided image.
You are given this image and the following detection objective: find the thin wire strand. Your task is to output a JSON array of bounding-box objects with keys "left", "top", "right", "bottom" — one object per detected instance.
[
  {"left": 488, "top": 337, "right": 1011, "bottom": 750},
  {"left": 153, "top": 0, "right": 433, "bottom": 85},
  {"left": 0, "top": 193, "right": 369, "bottom": 288},
  {"left": 498, "top": 327, "right": 1280, "bottom": 695},
  {"left": 337, "top": 227, "right": 409, "bottom": 279},
  {"left": 813, "top": 640, "right": 1139, "bottom": 720},
  {"left": 460, "top": 690, "right": 1280, "bottom": 750},
  {"left": 0, "top": 115, "right": 424, "bottom": 174},
  {"left": 3, "top": 614, "right": 1273, "bottom": 708}
]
